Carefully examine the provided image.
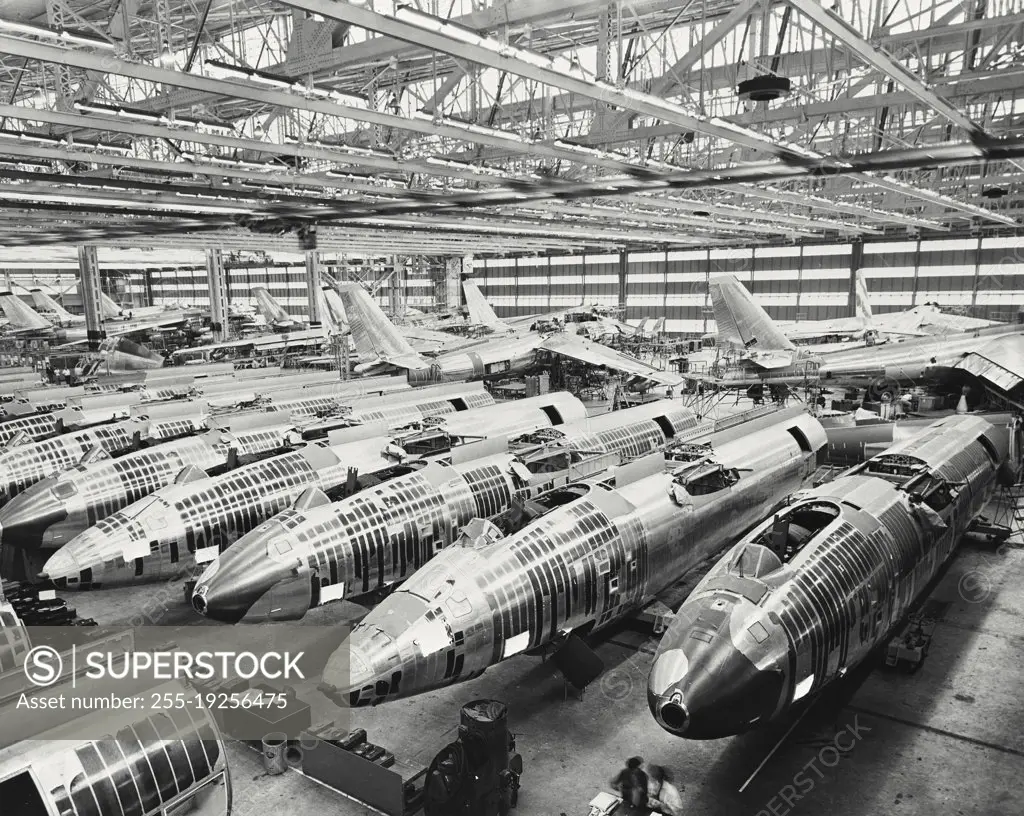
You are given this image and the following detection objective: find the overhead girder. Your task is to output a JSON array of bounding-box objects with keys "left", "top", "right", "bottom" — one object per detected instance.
[
  {"left": 276, "top": 0, "right": 1013, "bottom": 226},
  {"left": 0, "top": 102, "right": 519, "bottom": 184},
  {"left": 785, "top": 0, "right": 985, "bottom": 139},
  {"left": 275, "top": 0, "right": 820, "bottom": 160},
  {"left": 137, "top": 0, "right": 688, "bottom": 115},
  {"left": 489, "top": 14, "right": 1024, "bottom": 131},
  {"left": 0, "top": 33, "right": 695, "bottom": 179}
]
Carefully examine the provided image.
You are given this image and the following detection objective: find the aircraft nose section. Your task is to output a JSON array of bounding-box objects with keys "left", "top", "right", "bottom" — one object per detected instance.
[
  {"left": 648, "top": 638, "right": 786, "bottom": 739},
  {"left": 319, "top": 589, "right": 468, "bottom": 707},
  {"left": 40, "top": 546, "right": 84, "bottom": 585},
  {"left": 0, "top": 486, "right": 67, "bottom": 549},
  {"left": 41, "top": 525, "right": 124, "bottom": 587},
  {"left": 319, "top": 628, "right": 401, "bottom": 709},
  {"left": 192, "top": 547, "right": 311, "bottom": 624}
]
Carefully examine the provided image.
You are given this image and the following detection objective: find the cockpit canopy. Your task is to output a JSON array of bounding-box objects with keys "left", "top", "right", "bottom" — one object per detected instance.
[{"left": 747, "top": 500, "right": 841, "bottom": 566}]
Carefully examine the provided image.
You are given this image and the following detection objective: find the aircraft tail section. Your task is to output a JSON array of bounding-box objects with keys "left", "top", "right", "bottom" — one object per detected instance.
[
  {"left": 709, "top": 274, "right": 795, "bottom": 352},
  {"left": 463, "top": 280, "right": 509, "bottom": 331},
  {"left": 322, "top": 285, "right": 349, "bottom": 334},
  {"left": 98, "top": 336, "right": 166, "bottom": 371},
  {"left": 337, "top": 283, "right": 429, "bottom": 370},
  {"left": 253, "top": 286, "right": 294, "bottom": 326},
  {"left": 854, "top": 270, "right": 873, "bottom": 324},
  {"left": 29, "top": 288, "right": 78, "bottom": 324},
  {"left": 99, "top": 291, "right": 124, "bottom": 320},
  {"left": 0, "top": 291, "right": 52, "bottom": 330}
]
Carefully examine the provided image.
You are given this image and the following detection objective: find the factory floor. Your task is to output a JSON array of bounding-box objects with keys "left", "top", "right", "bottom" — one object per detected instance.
[{"left": 63, "top": 490, "right": 1024, "bottom": 816}]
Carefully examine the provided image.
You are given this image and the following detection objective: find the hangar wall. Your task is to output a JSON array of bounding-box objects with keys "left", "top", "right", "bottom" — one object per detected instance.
[
  {"left": 2, "top": 251, "right": 437, "bottom": 317},
  {"left": 475, "top": 236, "right": 1024, "bottom": 335}
]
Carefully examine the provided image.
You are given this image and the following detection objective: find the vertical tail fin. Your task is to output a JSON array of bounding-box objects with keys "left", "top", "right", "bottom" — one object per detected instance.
[
  {"left": 336, "top": 283, "right": 428, "bottom": 370},
  {"left": 98, "top": 336, "right": 166, "bottom": 371},
  {"left": 99, "top": 290, "right": 123, "bottom": 320},
  {"left": 463, "top": 280, "right": 510, "bottom": 332},
  {"left": 322, "top": 286, "right": 349, "bottom": 334},
  {"left": 854, "top": 269, "right": 873, "bottom": 324},
  {"left": 252, "top": 286, "right": 295, "bottom": 326},
  {"left": 316, "top": 287, "right": 334, "bottom": 334},
  {"left": 709, "top": 274, "right": 795, "bottom": 351},
  {"left": 29, "top": 288, "right": 78, "bottom": 324},
  {"left": 0, "top": 291, "right": 53, "bottom": 330}
]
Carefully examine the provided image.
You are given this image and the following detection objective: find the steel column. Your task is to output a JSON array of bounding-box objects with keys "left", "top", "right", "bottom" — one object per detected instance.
[
  {"left": 456, "top": 252, "right": 471, "bottom": 307},
  {"left": 618, "top": 249, "right": 628, "bottom": 312},
  {"left": 849, "top": 239, "right": 864, "bottom": 317},
  {"left": 390, "top": 257, "right": 406, "bottom": 318},
  {"left": 305, "top": 250, "right": 322, "bottom": 323},
  {"left": 443, "top": 257, "right": 462, "bottom": 313},
  {"left": 205, "top": 247, "right": 229, "bottom": 343},
  {"left": 77, "top": 245, "right": 105, "bottom": 351}
]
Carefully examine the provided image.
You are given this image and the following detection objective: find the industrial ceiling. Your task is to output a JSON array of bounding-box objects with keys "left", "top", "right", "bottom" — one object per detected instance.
[{"left": 0, "top": 0, "right": 1021, "bottom": 254}]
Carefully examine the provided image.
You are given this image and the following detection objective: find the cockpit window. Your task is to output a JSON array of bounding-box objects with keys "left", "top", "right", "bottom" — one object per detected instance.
[
  {"left": 144, "top": 515, "right": 168, "bottom": 531},
  {"left": 52, "top": 481, "right": 78, "bottom": 500},
  {"left": 445, "top": 590, "right": 473, "bottom": 618}
]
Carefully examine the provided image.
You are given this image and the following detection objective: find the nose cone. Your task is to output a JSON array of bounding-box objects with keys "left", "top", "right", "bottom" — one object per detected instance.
[
  {"left": 648, "top": 602, "right": 788, "bottom": 739},
  {"left": 319, "top": 590, "right": 473, "bottom": 707},
  {"left": 192, "top": 534, "right": 310, "bottom": 623},
  {"left": 648, "top": 642, "right": 786, "bottom": 739},
  {"left": 41, "top": 520, "right": 132, "bottom": 588},
  {"left": 0, "top": 483, "right": 67, "bottom": 549},
  {"left": 40, "top": 545, "right": 85, "bottom": 585}
]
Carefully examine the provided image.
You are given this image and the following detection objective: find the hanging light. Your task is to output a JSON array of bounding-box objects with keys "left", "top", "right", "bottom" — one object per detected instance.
[
  {"left": 0, "top": 19, "right": 116, "bottom": 51},
  {"left": 157, "top": 46, "right": 176, "bottom": 68}
]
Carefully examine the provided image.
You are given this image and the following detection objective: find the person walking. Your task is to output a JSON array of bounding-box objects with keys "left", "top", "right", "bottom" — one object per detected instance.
[
  {"left": 647, "top": 765, "right": 684, "bottom": 816},
  {"left": 611, "top": 756, "right": 649, "bottom": 813}
]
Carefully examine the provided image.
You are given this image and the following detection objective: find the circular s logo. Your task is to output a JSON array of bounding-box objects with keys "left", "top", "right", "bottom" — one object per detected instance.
[{"left": 24, "top": 645, "right": 63, "bottom": 687}]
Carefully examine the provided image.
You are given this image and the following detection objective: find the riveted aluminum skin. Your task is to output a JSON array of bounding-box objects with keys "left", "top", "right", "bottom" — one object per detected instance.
[
  {"left": 192, "top": 402, "right": 705, "bottom": 623},
  {"left": 322, "top": 412, "right": 829, "bottom": 706},
  {"left": 44, "top": 394, "right": 588, "bottom": 590},
  {"left": 649, "top": 414, "right": 1022, "bottom": 739}
]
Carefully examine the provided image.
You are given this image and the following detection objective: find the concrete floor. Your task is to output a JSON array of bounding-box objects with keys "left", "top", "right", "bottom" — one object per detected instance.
[{"left": 56, "top": 419, "right": 1024, "bottom": 816}]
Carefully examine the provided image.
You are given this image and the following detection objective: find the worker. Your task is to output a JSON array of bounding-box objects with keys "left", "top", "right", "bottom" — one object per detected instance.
[
  {"left": 647, "top": 765, "right": 684, "bottom": 816},
  {"left": 898, "top": 393, "right": 913, "bottom": 418},
  {"left": 61, "top": 366, "right": 71, "bottom": 385},
  {"left": 610, "top": 756, "right": 648, "bottom": 813}
]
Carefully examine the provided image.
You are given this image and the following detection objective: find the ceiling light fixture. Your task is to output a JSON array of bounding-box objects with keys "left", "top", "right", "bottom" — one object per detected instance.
[
  {"left": 206, "top": 59, "right": 366, "bottom": 106},
  {"left": 74, "top": 100, "right": 165, "bottom": 123},
  {"left": 0, "top": 129, "right": 62, "bottom": 145},
  {"left": 392, "top": 6, "right": 588, "bottom": 81},
  {"left": 0, "top": 19, "right": 116, "bottom": 51},
  {"left": 425, "top": 156, "right": 506, "bottom": 177},
  {"left": 412, "top": 110, "right": 529, "bottom": 144}
]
